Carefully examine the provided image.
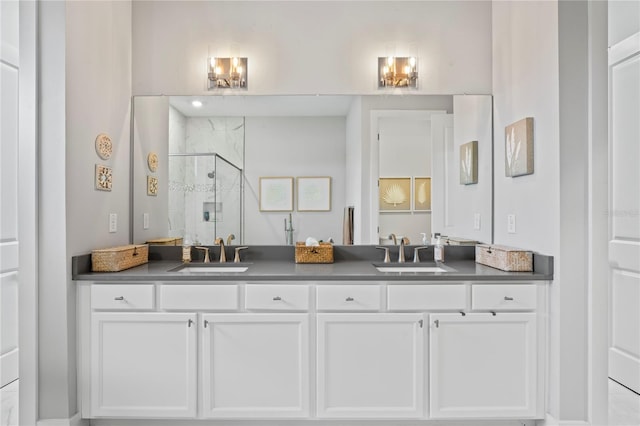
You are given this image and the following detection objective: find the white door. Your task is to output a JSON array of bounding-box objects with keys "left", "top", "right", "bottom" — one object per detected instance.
[
  {"left": 316, "top": 313, "right": 424, "bottom": 418},
  {"left": 0, "top": 2, "right": 20, "bottom": 425},
  {"left": 201, "top": 313, "right": 309, "bottom": 418},
  {"left": 429, "top": 313, "right": 537, "bottom": 419},
  {"left": 608, "top": 31, "right": 640, "bottom": 394},
  {"left": 431, "top": 114, "right": 454, "bottom": 238},
  {"left": 90, "top": 313, "right": 197, "bottom": 418}
]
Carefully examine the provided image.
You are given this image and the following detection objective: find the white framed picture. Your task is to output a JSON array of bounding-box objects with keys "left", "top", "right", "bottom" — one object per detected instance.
[
  {"left": 259, "top": 177, "right": 294, "bottom": 211},
  {"left": 297, "top": 176, "right": 331, "bottom": 212}
]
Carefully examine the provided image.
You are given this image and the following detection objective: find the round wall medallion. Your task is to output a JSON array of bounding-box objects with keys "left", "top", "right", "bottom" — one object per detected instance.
[
  {"left": 95, "top": 133, "right": 113, "bottom": 160},
  {"left": 147, "top": 152, "right": 159, "bottom": 172}
]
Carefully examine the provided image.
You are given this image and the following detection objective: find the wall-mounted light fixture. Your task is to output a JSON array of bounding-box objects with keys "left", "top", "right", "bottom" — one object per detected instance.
[
  {"left": 208, "top": 57, "right": 248, "bottom": 89},
  {"left": 378, "top": 56, "right": 418, "bottom": 89}
]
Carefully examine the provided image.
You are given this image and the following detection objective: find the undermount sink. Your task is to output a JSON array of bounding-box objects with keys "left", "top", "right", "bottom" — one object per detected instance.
[
  {"left": 170, "top": 263, "right": 250, "bottom": 273},
  {"left": 373, "top": 263, "right": 451, "bottom": 273}
]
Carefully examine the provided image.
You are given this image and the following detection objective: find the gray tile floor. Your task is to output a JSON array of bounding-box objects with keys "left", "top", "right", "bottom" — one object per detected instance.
[{"left": 609, "top": 378, "right": 640, "bottom": 426}]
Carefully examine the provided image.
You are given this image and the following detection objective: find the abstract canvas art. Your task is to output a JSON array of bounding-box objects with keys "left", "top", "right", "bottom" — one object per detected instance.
[
  {"left": 460, "top": 141, "right": 478, "bottom": 185},
  {"left": 505, "top": 117, "right": 534, "bottom": 177}
]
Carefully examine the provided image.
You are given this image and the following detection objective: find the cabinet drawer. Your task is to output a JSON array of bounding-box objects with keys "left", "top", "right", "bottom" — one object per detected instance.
[
  {"left": 316, "top": 285, "right": 381, "bottom": 311},
  {"left": 245, "top": 285, "right": 309, "bottom": 311},
  {"left": 91, "top": 284, "right": 155, "bottom": 310},
  {"left": 161, "top": 285, "right": 238, "bottom": 310},
  {"left": 472, "top": 285, "right": 537, "bottom": 311},
  {"left": 387, "top": 285, "right": 467, "bottom": 311}
]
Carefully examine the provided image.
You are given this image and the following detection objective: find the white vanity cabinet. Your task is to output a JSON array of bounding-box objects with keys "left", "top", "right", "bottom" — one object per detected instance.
[
  {"left": 78, "top": 280, "right": 547, "bottom": 424},
  {"left": 316, "top": 313, "right": 424, "bottom": 418},
  {"left": 90, "top": 312, "right": 197, "bottom": 418},
  {"left": 429, "top": 312, "right": 538, "bottom": 419},
  {"left": 201, "top": 313, "right": 310, "bottom": 418}
]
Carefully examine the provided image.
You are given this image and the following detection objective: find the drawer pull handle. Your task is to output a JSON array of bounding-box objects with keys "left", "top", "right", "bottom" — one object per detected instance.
[
  {"left": 114, "top": 296, "right": 124, "bottom": 301},
  {"left": 204, "top": 320, "right": 209, "bottom": 328},
  {"left": 273, "top": 296, "right": 282, "bottom": 301},
  {"left": 434, "top": 319, "right": 439, "bottom": 328},
  {"left": 460, "top": 311, "right": 466, "bottom": 316},
  {"left": 504, "top": 296, "right": 514, "bottom": 301},
  {"left": 491, "top": 311, "right": 497, "bottom": 316},
  {"left": 188, "top": 319, "right": 194, "bottom": 328},
  {"left": 345, "top": 297, "right": 354, "bottom": 302}
]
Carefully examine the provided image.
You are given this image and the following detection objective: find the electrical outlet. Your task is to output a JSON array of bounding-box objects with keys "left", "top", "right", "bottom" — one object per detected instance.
[
  {"left": 109, "top": 213, "right": 117, "bottom": 233},
  {"left": 507, "top": 214, "right": 516, "bottom": 234},
  {"left": 143, "top": 213, "right": 150, "bottom": 230},
  {"left": 473, "top": 213, "right": 481, "bottom": 230}
]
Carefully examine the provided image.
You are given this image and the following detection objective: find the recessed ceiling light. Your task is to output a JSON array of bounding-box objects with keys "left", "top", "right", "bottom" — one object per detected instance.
[{"left": 191, "top": 100, "right": 203, "bottom": 108}]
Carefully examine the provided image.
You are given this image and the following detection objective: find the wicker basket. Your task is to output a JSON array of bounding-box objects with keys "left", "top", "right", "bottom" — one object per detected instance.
[
  {"left": 295, "top": 242, "right": 334, "bottom": 264},
  {"left": 92, "top": 244, "right": 149, "bottom": 272},
  {"left": 475, "top": 244, "right": 532, "bottom": 272},
  {"left": 146, "top": 237, "right": 183, "bottom": 246}
]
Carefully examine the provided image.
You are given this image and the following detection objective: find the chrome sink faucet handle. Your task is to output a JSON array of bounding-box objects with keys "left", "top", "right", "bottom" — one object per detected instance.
[
  {"left": 234, "top": 246, "right": 248, "bottom": 263},
  {"left": 214, "top": 238, "right": 226, "bottom": 263},
  {"left": 194, "top": 246, "right": 210, "bottom": 263},
  {"left": 413, "top": 246, "right": 429, "bottom": 263},
  {"left": 375, "top": 246, "right": 391, "bottom": 263}
]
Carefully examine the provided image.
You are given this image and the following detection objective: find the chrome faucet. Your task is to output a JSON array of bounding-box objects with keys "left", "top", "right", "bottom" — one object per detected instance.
[
  {"left": 226, "top": 233, "right": 235, "bottom": 245},
  {"left": 194, "top": 246, "right": 210, "bottom": 263},
  {"left": 413, "top": 246, "right": 429, "bottom": 263},
  {"left": 388, "top": 233, "right": 397, "bottom": 245},
  {"left": 214, "top": 237, "right": 227, "bottom": 263},
  {"left": 398, "top": 237, "right": 410, "bottom": 263}
]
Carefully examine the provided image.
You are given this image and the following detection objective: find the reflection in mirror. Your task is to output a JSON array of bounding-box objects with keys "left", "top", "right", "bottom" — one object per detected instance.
[{"left": 131, "top": 95, "right": 493, "bottom": 246}]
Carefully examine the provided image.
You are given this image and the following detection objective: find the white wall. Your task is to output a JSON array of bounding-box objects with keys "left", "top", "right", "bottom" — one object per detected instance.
[
  {"left": 38, "top": 0, "right": 132, "bottom": 420},
  {"left": 131, "top": 1, "right": 492, "bottom": 96},
  {"left": 244, "top": 117, "right": 346, "bottom": 245},
  {"left": 609, "top": 0, "right": 640, "bottom": 46}
]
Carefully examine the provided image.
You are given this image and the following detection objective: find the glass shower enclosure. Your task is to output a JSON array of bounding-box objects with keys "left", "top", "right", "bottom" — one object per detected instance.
[{"left": 168, "top": 153, "right": 243, "bottom": 245}]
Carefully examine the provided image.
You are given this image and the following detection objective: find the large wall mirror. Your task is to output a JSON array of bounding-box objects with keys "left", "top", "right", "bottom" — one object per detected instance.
[{"left": 131, "top": 95, "right": 493, "bottom": 246}]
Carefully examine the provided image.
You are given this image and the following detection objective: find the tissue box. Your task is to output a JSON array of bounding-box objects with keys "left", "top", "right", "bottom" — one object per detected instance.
[
  {"left": 295, "top": 242, "right": 334, "bottom": 264},
  {"left": 92, "top": 244, "right": 149, "bottom": 272},
  {"left": 475, "top": 244, "right": 532, "bottom": 272}
]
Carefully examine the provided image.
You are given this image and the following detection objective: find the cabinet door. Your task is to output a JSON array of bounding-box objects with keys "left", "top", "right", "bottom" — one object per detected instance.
[
  {"left": 201, "top": 314, "right": 309, "bottom": 418},
  {"left": 429, "top": 313, "right": 537, "bottom": 418},
  {"left": 90, "top": 312, "right": 197, "bottom": 418},
  {"left": 317, "top": 313, "right": 424, "bottom": 418}
]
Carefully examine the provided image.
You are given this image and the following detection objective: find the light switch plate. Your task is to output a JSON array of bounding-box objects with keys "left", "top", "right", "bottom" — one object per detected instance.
[
  {"left": 507, "top": 214, "right": 516, "bottom": 234},
  {"left": 109, "top": 213, "right": 117, "bottom": 233},
  {"left": 473, "top": 213, "right": 481, "bottom": 230},
  {"left": 143, "top": 213, "right": 150, "bottom": 230}
]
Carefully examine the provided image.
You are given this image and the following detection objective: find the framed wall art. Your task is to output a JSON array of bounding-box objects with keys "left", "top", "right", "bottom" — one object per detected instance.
[
  {"left": 413, "top": 177, "right": 432, "bottom": 211},
  {"left": 379, "top": 177, "right": 411, "bottom": 211},
  {"left": 95, "top": 164, "right": 112, "bottom": 191},
  {"left": 147, "top": 176, "right": 158, "bottom": 196},
  {"left": 259, "top": 177, "right": 294, "bottom": 212},
  {"left": 505, "top": 117, "right": 534, "bottom": 177},
  {"left": 460, "top": 140, "right": 478, "bottom": 185},
  {"left": 297, "top": 176, "right": 331, "bottom": 212}
]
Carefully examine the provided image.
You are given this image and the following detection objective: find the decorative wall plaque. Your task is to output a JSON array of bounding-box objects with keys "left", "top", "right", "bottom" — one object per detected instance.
[
  {"left": 95, "top": 164, "right": 113, "bottom": 191},
  {"left": 95, "top": 133, "right": 113, "bottom": 160},
  {"left": 147, "top": 152, "right": 158, "bottom": 172},
  {"left": 147, "top": 175, "right": 158, "bottom": 196}
]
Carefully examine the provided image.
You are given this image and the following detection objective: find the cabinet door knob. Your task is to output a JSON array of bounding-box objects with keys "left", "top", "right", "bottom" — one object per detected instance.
[
  {"left": 273, "top": 296, "right": 282, "bottom": 301},
  {"left": 345, "top": 297, "right": 354, "bottom": 302},
  {"left": 188, "top": 319, "right": 194, "bottom": 328},
  {"left": 204, "top": 320, "right": 209, "bottom": 328},
  {"left": 434, "top": 319, "right": 440, "bottom": 328},
  {"left": 504, "top": 296, "right": 514, "bottom": 301},
  {"left": 114, "top": 296, "right": 124, "bottom": 301}
]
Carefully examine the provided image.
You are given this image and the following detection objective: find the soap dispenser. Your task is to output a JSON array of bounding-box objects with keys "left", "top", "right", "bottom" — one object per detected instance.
[{"left": 434, "top": 235, "right": 445, "bottom": 263}]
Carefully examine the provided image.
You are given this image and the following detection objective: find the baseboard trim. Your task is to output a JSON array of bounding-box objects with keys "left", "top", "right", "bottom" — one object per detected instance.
[
  {"left": 537, "top": 413, "right": 590, "bottom": 425},
  {"left": 37, "top": 412, "right": 89, "bottom": 426}
]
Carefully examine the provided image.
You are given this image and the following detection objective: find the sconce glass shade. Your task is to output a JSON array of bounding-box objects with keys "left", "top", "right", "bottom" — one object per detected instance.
[
  {"left": 378, "top": 57, "right": 418, "bottom": 89},
  {"left": 208, "top": 57, "right": 248, "bottom": 90}
]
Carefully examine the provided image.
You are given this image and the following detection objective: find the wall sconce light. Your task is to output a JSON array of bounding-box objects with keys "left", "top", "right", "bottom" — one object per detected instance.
[
  {"left": 208, "top": 57, "right": 248, "bottom": 89},
  {"left": 378, "top": 56, "right": 418, "bottom": 89}
]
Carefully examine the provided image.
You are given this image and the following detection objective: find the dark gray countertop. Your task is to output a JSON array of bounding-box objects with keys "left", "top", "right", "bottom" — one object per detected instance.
[{"left": 73, "top": 245, "right": 553, "bottom": 282}]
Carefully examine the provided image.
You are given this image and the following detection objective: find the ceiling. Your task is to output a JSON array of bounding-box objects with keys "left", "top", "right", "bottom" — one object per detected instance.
[{"left": 169, "top": 95, "right": 356, "bottom": 117}]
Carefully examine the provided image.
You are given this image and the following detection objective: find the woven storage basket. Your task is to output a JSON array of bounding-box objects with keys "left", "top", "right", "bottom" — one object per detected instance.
[
  {"left": 146, "top": 237, "right": 183, "bottom": 246},
  {"left": 475, "top": 244, "right": 532, "bottom": 272},
  {"left": 444, "top": 237, "right": 478, "bottom": 246},
  {"left": 92, "top": 244, "right": 149, "bottom": 272},
  {"left": 295, "top": 242, "right": 334, "bottom": 264}
]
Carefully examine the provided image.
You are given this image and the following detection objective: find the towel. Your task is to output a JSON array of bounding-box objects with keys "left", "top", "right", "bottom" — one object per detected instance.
[{"left": 343, "top": 206, "right": 354, "bottom": 245}]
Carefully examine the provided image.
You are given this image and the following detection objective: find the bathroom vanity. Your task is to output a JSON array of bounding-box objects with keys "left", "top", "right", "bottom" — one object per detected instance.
[{"left": 73, "top": 246, "right": 552, "bottom": 425}]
